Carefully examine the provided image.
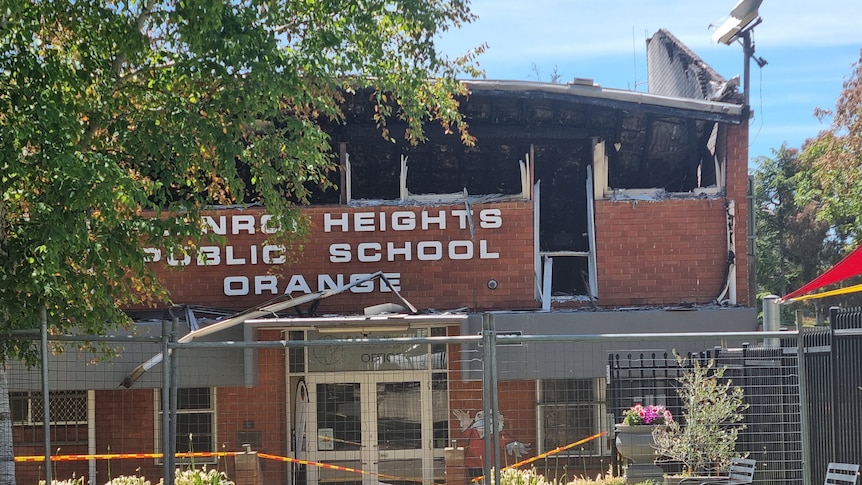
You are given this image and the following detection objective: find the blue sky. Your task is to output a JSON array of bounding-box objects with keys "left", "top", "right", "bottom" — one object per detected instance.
[{"left": 435, "top": 0, "right": 862, "bottom": 165}]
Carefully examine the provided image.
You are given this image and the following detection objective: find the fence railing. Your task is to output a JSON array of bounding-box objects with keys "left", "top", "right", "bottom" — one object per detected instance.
[{"left": 9, "top": 315, "right": 855, "bottom": 485}]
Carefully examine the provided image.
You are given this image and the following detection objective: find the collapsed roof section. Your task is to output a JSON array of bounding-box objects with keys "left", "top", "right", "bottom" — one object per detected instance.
[
  {"left": 647, "top": 28, "right": 743, "bottom": 103},
  {"left": 121, "top": 272, "right": 456, "bottom": 388}
]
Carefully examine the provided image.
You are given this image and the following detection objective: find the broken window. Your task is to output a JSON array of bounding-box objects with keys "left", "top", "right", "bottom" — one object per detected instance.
[
  {"left": 596, "top": 113, "right": 722, "bottom": 196},
  {"left": 534, "top": 141, "right": 594, "bottom": 301},
  {"left": 341, "top": 138, "right": 527, "bottom": 202},
  {"left": 535, "top": 143, "right": 591, "bottom": 253},
  {"left": 311, "top": 88, "right": 734, "bottom": 305}
]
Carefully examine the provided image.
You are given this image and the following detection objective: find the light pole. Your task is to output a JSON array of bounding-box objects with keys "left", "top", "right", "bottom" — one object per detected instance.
[{"left": 711, "top": 0, "right": 768, "bottom": 110}]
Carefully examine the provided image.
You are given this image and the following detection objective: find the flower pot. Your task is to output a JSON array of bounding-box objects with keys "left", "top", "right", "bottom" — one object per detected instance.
[
  {"left": 615, "top": 424, "right": 663, "bottom": 484},
  {"left": 616, "top": 424, "right": 660, "bottom": 463}
]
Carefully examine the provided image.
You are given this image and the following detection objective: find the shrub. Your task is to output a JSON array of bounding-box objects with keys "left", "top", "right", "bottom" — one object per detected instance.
[
  {"left": 39, "top": 479, "right": 84, "bottom": 485},
  {"left": 491, "top": 466, "right": 653, "bottom": 485},
  {"left": 652, "top": 353, "right": 748, "bottom": 475},
  {"left": 106, "top": 477, "right": 151, "bottom": 485},
  {"left": 41, "top": 467, "right": 232, "bottom": 485},
  {"left": 159, "top": 467, "right": 234, "bottom": 485}
]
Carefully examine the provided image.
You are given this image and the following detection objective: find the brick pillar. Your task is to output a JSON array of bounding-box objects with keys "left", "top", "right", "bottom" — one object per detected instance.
[
  {"left": 234, "top": 446, "right": 263, "bottom": 485},
  {"left": 445, "top": 446, "right": 466, "bottom": 485}
]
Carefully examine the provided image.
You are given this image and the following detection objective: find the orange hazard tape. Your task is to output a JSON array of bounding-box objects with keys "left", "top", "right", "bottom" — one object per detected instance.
[
  {"left": 17, "top": 450, "right": 431, "bottom": 485},
  {"left": 259, "top": 453, "right": 431, "bottom": 485},
  {"left": 15, "top": 452, "right": 236, "bottom": 463},
  {"left": 470, "top": 431, "right": 608, "bottom": 482}
]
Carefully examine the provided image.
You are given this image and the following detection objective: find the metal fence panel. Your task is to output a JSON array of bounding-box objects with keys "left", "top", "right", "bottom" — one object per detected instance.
[{"left": 12, "top": 319, "right": 862, "bottom": 485}]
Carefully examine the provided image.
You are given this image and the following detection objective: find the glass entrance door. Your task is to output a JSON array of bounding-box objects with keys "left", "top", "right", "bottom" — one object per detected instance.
[{"left": 306, "top": 371, "right": 436, "bottom": 485}]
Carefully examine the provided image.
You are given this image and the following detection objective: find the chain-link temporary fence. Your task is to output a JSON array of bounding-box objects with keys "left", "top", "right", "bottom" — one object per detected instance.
[{"left": 6, "top": 317, "right": 838, "bottom": 485}]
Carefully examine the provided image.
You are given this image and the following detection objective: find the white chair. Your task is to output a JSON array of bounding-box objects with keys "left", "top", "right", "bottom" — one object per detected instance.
[
  {"left": 698, "top": 457, "right": 757, "bottom": 485},
  {"left": 825, "top": 462, "right": 860, "bottom": 485}
]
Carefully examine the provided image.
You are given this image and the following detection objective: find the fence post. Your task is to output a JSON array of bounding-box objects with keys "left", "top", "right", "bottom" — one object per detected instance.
[
  {"left": 607, "top": 354, "right": 620, "bottom": 477},
  {"left": 762, "top": 295, "right": 780, "bottom": 348},
  {"left": 162, "top": 319, "right": 174, "bottom": 485},
  {"left": 828, "top": 306, "right": 839, "bottom": 462},
  {"left": 40, "top": 305, "right": 52, "bottom": 484},
  {"left": 481, "top": 313, "right": 500, "bottom": 484},
  {"left": 481, "top": 314, "right": 491, "bottom": 481},
  {"left": 796, "top": 310, "right": 812, "bottom": 485},
  {"left": 488, "top": 313, "right": 501, "bottom": 485}
]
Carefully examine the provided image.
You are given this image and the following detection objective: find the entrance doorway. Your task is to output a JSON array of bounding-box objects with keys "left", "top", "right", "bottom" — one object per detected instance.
[{"left": 304, "top": 371, "right": 443, "bottom": 485}]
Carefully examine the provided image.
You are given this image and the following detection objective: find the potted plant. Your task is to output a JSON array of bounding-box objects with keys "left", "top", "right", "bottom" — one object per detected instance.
[
  {"left": 653, "top": 353, "right": 749, "bottom": 483},
  {"left": 616, "top": 404, "right": 673, "bottom": 483}
]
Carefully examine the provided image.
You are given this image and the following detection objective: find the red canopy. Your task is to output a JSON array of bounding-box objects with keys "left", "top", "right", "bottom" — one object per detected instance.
[{"left": 781, "top": 245, "right": 862, "bottom": 301}]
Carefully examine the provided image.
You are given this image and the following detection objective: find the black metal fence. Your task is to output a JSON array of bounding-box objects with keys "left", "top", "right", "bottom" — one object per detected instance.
[
  {"left": 606, "top": 307, "right": 862, "bottom": 485},
  {"left": 14, "top": 312, "right": 862, "bottom": 485},
  {"left": 802, "top": 307, "right": 862, "bottom": 484},
  {"left": 607, "top": 345, "right": 803, "bottom": 484}
]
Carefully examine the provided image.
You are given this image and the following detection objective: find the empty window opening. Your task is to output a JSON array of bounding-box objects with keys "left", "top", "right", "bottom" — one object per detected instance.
[
  {"left": 342, "top": 140, "right": 528, "bottom": 202},
  {"left": 596, "top": 115, "right": 723, "bottom": 197},
  {"left": 534, "top": 141, "right": 595, "bottom": 301}
]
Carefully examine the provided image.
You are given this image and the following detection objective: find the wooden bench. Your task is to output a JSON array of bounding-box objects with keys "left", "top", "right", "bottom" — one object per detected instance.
[
  {"left": 697, "top": 457, "right": 757, "bottom": 485},
  {"left": 825, "top": 462, "right": 860, "bottom": 485}
]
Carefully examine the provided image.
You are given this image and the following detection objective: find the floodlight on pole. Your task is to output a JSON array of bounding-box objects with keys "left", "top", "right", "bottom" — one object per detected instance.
[
  {"left": 712, "top": 0, "right": 763, "bottom": 46},
  {"left": 711, "top": 0, "right": 767, "bottom": 109}
]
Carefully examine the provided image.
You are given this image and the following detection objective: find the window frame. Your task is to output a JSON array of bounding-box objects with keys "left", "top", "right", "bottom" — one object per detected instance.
[
  {"left": 155, "top": 387, "right": 217, "bottom": 464},
  {"left": 536, "top": 378, "right": 610, "bottom": 457},
  {"left": 11, "top": 390, "right": 88, "bottom": 426}
]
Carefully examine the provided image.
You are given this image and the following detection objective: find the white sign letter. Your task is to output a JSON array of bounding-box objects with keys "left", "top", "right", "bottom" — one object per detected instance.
[
  {"left": 255, "top": 275, "right": 278, "bottom": 295},
  {"left": 479, "top": 209, "right": 503, "bottom": 228},
  {"left": 448, "top": 240, "right": 474, "bottom": 260},
  {"left": 324, "top": 213, "right": 349, "bottom": 232},
  {"left": 358, "top": 242, "right": 382, "bottom": 262},
  {"left": 232, "top": 215, "right": 256, "bottom": 234},
  {"left": 329, "top": 243, "right": 352, "bottom": 263},
  {"left": 224, "top": 276, "right": 249, "bottom": 296}
]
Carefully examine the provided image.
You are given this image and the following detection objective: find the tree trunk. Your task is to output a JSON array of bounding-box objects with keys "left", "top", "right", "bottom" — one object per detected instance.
[
  {"left": 0, "top": 195, "right": 14, "bottom": 483},
  {"left": 0, "top": 364, "right": 16, "bottom": 484}
]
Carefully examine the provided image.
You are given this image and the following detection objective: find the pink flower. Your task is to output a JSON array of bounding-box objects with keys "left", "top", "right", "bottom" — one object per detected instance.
[{"left": 622, "top": 403, "right": 673, "bottom": 425}]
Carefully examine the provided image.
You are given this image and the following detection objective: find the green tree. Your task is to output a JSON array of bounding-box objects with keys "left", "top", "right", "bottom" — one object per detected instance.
[
  {"left": 770, "top": 49, "right": 862, "bottom": 315},
  {"left": 752, "top": 145, "right": 840, "bottom": 321},
  {"left": 653, "top": 355, "right": 748, "bottom": 475},
  {"left": 0, "top": 1, "right": 483, "bottom": 482},
  {"left": 801, "top": 49, "right": 862, "bottom": 242}
]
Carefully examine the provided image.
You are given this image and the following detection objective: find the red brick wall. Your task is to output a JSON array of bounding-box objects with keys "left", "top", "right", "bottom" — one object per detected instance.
[
  {"left": 595, "top": 199, "right": 729, "bottom": 306},
  {"left": 94, "top": 388, "right": 161, "bottom": 480},
  {"left": 144, "top": 117, "right": 750, "bottom": 315},
  {"left": 14, "top": 429, "right": 89, "bottom": 484},
  {"left": 147, "top": 202, "right": 537, "bottom": 313},
  {"left": 15, "top": 389, "right": 167, "bottom": 483},
  {"left": 447, "top": 379, "right": 537, "bottom": 462},
  {"left": 218, "top": 329, "right": 288, "bottom": 483},
  {"left": 727, "top": 122, "right": 750, "bottom": 306},
  {"left": 594, "top": 119, "right": 750, "bottom": 307},
  {"left": 16, "top": 332, "right": 290, "bottom": 484}
]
